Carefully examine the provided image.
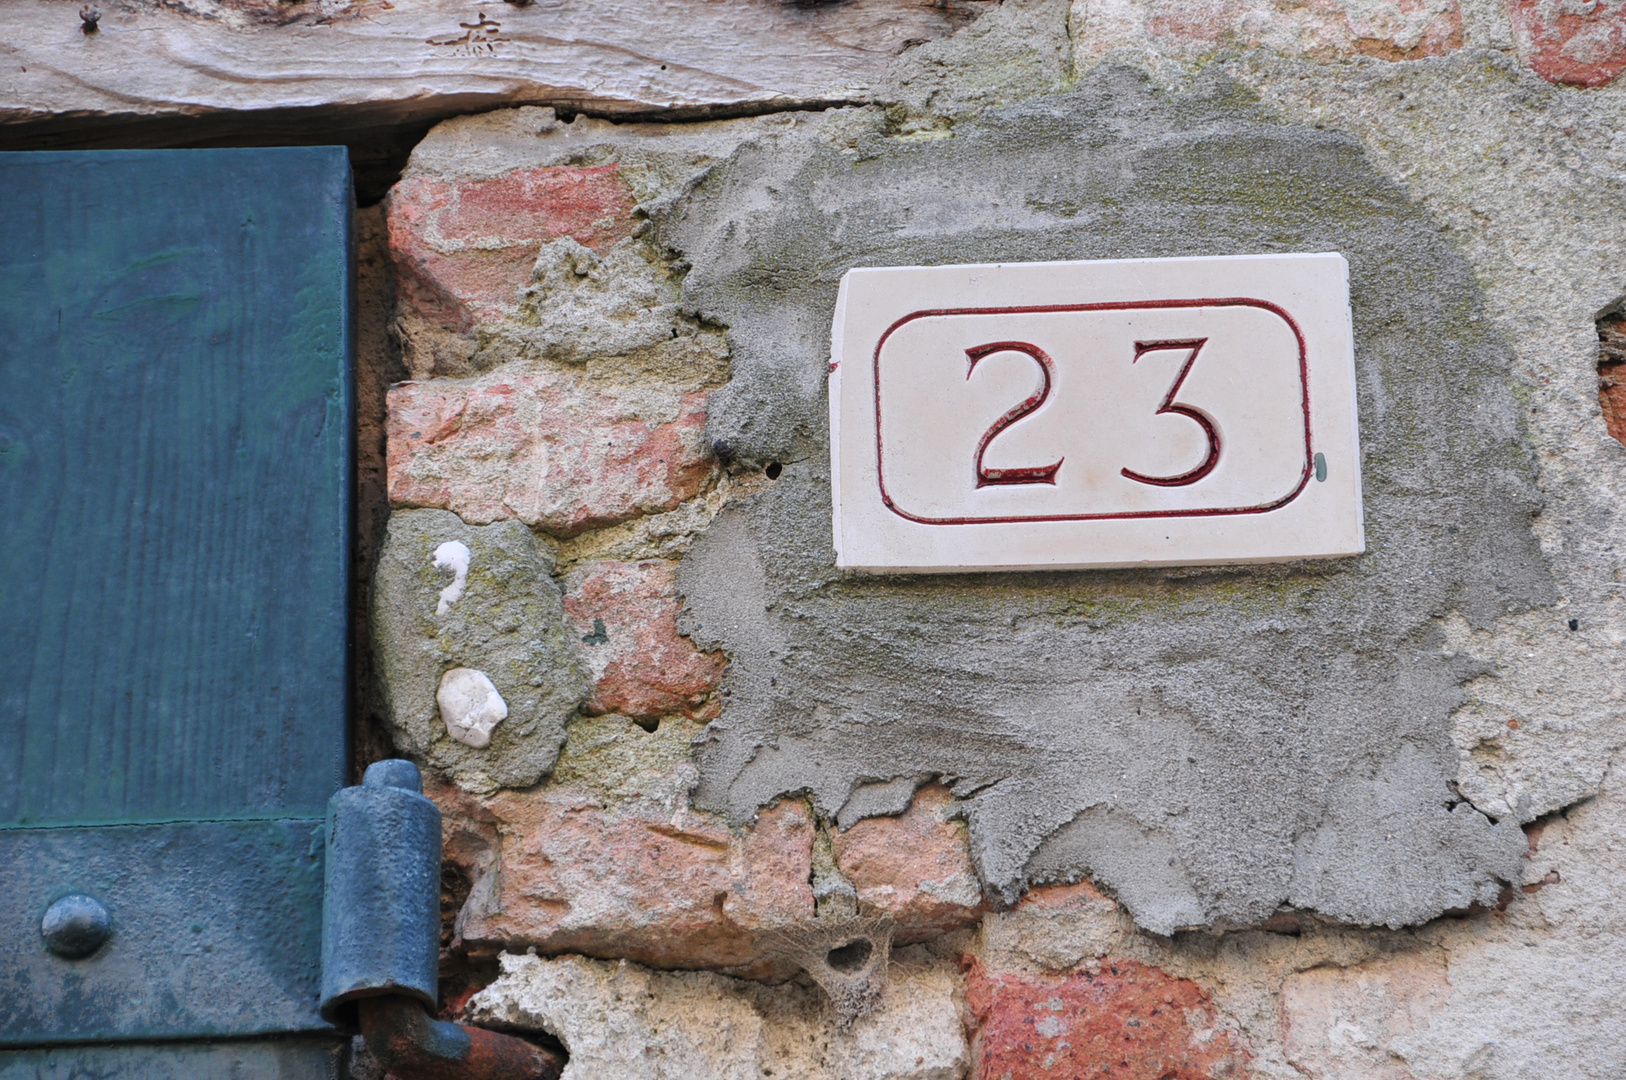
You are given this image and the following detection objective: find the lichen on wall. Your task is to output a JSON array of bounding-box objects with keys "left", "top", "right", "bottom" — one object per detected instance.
[{"left": 372, "top": 508, "right": 589, "bottom": 792}]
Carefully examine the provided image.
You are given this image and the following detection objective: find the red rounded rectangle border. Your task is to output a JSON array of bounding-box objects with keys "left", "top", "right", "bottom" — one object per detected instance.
[{"left": 873, "top": 298, "right": 1313, "bottom": 525}]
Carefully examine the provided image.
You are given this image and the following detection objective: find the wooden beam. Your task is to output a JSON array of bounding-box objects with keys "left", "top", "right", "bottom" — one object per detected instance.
[{"left": 0, "top": 0, "right": 988, "bottom": 130}]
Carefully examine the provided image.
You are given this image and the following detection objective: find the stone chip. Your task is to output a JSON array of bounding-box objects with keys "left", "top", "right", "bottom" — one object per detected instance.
[{"left": 372, "top": 508, "right": 590, "bottom": 792}]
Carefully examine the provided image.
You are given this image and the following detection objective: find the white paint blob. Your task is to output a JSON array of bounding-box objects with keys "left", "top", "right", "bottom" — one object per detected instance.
[
  {"left": 437, "top": 667, "right": 508, "bottom": 749},
  {"left": 433, "top": 540, "right": 471, "bottom": 615}
]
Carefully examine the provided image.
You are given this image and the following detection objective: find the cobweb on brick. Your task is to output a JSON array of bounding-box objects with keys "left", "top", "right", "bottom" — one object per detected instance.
[{"left": 764, "top": 916, "right": 896, "bottom": 1029}]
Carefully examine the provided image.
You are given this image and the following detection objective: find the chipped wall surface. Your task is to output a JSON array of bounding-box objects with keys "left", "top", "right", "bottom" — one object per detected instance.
[
  {"left": 666, "top": 77, "right": 1552, "bottom": 934},
  {"left": 351, "top": 0, "right": 1626, "bottom": 1076}
]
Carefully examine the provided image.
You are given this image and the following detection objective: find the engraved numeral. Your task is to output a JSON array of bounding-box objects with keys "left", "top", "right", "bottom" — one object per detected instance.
[
  {"left": 1120, "top": 338, "right": 1220, "bottom": 488},
  {"left": 965, "top": 341, "right": 1064, "bottom": 488}
]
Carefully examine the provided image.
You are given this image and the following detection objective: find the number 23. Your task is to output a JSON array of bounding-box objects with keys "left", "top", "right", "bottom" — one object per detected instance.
[{"left": 964, "top": 337, "right": 1219, "bottom": 489}]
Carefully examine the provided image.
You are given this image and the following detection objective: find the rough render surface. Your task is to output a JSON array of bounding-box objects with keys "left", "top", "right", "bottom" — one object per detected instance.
[
  {"left": 1202, "top": 53, "right": 1626, "bottom": 840},
  {"left": 664, "top": 73, "right": 1549, "bottom": 933},
  {"left": 358, "top": 0, "right": 1626, "bottom": 1074},
  {"left": 1072, "top": 0, "right": 1466, "bottom": 66},
  {"left": 469, "top": 949, "right": 971, "bottom": 1080}
]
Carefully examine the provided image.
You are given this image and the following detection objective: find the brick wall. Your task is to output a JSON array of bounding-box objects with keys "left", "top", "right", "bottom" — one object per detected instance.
[{"left": 362, "top": 3, "right": 1626, "bottom": 1077}]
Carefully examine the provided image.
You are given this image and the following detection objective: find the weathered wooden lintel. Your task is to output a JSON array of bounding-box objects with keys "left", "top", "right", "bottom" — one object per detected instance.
[{"left": 0, "top": 0, "right": 989, "bottom": 195}]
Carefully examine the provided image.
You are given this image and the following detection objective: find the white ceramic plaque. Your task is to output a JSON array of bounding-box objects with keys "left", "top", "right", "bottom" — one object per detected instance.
[{"left": 828, "top": 254, "right": 1363, "bottom": 572}]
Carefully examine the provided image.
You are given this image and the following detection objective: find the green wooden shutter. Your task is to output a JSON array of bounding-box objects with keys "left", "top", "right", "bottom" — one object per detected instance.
[{"left": 0, "top": 149, "right": 353, "bottom": 1075}]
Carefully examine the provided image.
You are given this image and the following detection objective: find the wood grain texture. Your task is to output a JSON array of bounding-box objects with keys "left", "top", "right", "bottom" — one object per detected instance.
[
  {"left": 0, "top": 148, "right": 352, "bottom": 828},
  {"left": 0, "top": 0, "right": 990, "bottom": 130}
]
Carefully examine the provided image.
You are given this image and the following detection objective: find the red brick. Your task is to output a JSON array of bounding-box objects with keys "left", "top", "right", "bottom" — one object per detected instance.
[
  {"left": 563, "top": 560, "right": 726, "bottom": 723},
  {"left": 832, "top": 783, "right": 985, "bottom": 941},
  {"left": 447, "top": 788, "right": 814, "bottom": 973},
  {"left": 963, "top": 958, "right": 1250, "bottom": 1080},
  {"left": 1015, "top": 878, "right": 1119, "bottom": 913},
  {"left": 387, "top": 165, "right": 636, "bottom": 330},
  {"left": 728, "top": 795, "right": 821, "bottom": 932},
  {"left": 1597, "top": 313, "right": 1626, "bottom": 445},
  {"left": 1509, "top": 0, "right": 1626, "bottom": 86},
  {"left": 386, "top": 369, "right": 713, "bottom": 537}
]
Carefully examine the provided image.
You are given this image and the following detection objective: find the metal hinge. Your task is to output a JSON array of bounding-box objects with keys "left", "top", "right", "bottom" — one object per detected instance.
[{"left": 321, "top": 761, "right": 563, "bottom": 1080}]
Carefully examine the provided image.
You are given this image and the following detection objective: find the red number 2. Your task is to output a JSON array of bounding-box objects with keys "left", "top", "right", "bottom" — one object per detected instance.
[
  {"left": 966, "top": 341, "right": 1064, "bottom": 488},
  {"left": 1120, "top": 338, "right": 1220, "bottom": 487}
]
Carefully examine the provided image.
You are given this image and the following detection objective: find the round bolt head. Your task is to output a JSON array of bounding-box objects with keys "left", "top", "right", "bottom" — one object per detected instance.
[{"left": 41, "top": 894, "right": 111, "bottom": 959}]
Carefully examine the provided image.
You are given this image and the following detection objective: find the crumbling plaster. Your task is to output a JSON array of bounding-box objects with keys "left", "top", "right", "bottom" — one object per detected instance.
[
  {"left": 363, "top": 0, "right": 1626, "bottom": 1073},
  {"left": 666, "top": 70, "right": 1553, "bottom": 933},
  {"left": 372, "top": 0, "right": 1626, "bottom": 930},
  {"left": 468, "top": 948, "right": 970, "bottom": 1080},
  {"left": 960, "top": 749, "right": 1626, "bottom": 1079},
  {"left": 461, "top": 751, "right": 1626, "bottom": 1080}
]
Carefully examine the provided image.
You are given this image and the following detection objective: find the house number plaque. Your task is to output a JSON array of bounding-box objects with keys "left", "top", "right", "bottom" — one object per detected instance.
[{"left": 828, "top": 254, "right": 1364, "bottom": 572}]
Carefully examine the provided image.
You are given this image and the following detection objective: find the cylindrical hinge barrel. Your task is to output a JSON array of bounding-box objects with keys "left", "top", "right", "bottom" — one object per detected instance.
[{"left": 319, "top": 759, "right": 442, "bottom": 1023}]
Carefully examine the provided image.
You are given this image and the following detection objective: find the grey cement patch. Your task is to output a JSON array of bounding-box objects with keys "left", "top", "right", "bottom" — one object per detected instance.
[
  {"left": 835, "top": 774, "right": 936, "bottom": 830},
  {"left": 665, "top": 69, "right": 1549, "bottom": 932},
  {"left": 884, "top": 0, "right": 1074, "bottom": 124},
  {"left": 1026, "top": 807, "right": 1208, "bottom": 933},
  {"left": 1210, "top": 52, "right": 1626, "bottom": 833},
  {"left": 372, "top": 508, "right": 590, "bottom": 793}
]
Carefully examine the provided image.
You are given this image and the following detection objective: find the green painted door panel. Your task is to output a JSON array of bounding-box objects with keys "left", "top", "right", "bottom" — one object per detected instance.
[
  {"left": 0, "top": 148, "right": 353, "bottom": 1056},
  {"left": 0, "top": 1038, "right": 345, "bottom": 1080},
  {"left": 0, "top": 820, "right": 327, "bottom": 1044},
  {"left": 0, "top": 148, "right": 351, "bottom": 828}
]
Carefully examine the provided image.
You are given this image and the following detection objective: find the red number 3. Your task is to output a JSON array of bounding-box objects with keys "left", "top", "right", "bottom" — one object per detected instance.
[
  {"left": 1121, "top": 338, "right": 1220, "bottom": 487},
  {"left": 965, "top": 341, "right": 1064, "bottom": 488}
]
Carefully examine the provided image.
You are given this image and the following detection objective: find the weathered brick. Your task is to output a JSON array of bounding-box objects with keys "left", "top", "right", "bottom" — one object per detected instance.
[
  {"left": 1281, "top": 956, "right": 1450, "bottom": 1080},
  {"left": 563, "top": 560, "right": 726, "bottom": 723},
  {"left": 963, "top": 957, "right": 1250, "bottom": 1080},
  {"left": 727, "top": 794, "right": 820, "bottom": 933},
  {"left": 387, "top": 165, "right": 636, "bottom": 331},
  {"left": 1075, "top": 0, "right": 1462, "bottom": 63},
  {"left": 1597, "top": 311, "right": 1626, "bottom": 443},
  {"left": 1509, "top": 0, "right": 1626, "bottom": 87},
  {"left": 429, "top": 777, "right": 506, "bottom": 1017},
  {"left": 386, "top": 365, "right": 714, "bottom": 537},
  {"left": 976, "top": 880, "right": 1130, "bottom": 975},
  {"left": 1015, "top": 879, "right": 1119, "bottom": 913},
  {"left": 832, "top": 784, "right": 985, "bottom": 941},
  {"left": 446, "top": 786, "right": 813, "bottom": 972}
]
